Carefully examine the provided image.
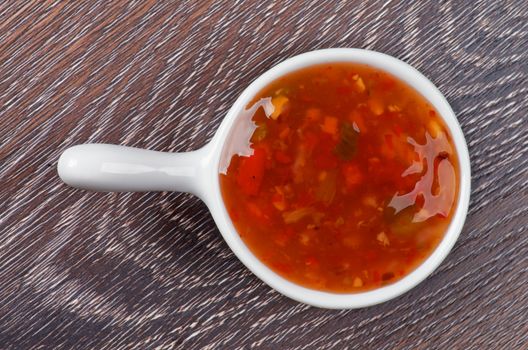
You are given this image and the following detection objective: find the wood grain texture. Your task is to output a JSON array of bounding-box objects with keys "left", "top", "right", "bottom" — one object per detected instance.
[{"left": 1, "top": 1, "right": 527, "bottom": 349}]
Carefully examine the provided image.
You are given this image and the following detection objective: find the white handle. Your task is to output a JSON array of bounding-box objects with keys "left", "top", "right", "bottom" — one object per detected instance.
[{"left": 58, "top": 144, "right": 211, "bottom": 196}]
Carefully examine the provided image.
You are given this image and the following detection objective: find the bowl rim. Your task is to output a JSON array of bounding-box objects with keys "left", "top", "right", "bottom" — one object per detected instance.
[{"left": 204, "top": 48, "right": 471, "bottom": 309}]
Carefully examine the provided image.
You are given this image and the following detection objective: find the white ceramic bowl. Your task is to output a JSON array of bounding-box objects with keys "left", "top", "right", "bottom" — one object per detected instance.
[{"left": 58, "top": 48, "right": 471, "bottom": 309}]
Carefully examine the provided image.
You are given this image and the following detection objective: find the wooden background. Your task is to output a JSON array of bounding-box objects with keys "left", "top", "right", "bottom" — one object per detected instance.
[{"left": 1, "top": 1, "right": 527, "bottom": 349}]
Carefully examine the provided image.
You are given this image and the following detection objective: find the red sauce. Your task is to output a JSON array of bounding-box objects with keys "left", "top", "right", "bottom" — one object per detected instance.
[{"left": 220, "top": 63, "right": 459, "bottom": 292}]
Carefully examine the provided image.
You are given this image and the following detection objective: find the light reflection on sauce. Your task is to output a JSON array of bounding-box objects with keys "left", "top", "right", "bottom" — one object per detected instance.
[
  {"left": 219, "top": 98, "right": 274, "bottom": 174},
  {"left": 389, "top": 132, "right": 456, "bottom": 222}
]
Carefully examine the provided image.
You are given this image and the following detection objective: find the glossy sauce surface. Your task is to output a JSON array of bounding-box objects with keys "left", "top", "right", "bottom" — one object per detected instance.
[{"left": 220, "top": 63, "right": 459, "bottom": 292}]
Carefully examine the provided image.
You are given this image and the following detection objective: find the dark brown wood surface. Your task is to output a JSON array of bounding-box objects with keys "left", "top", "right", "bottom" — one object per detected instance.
[{"left": 1, "top": 1, "right": 527, "bottom": 349}]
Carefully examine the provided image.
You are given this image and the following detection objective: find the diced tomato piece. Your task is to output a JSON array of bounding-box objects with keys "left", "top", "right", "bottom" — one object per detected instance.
[
  {"left": 321, "top": 116, "right": 339, "bottom": 136},
  {"left": 236, "top": 148, "right": 266, "bottom": 196}
]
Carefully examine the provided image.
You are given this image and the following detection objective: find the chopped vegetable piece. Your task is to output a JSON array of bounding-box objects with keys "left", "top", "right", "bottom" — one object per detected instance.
[
  {"left": 299, "top": 232, "right": 311, "bottom": 245},
  {"left": 351, "top": 74, "right": 366, "bottom": 93},
  {"left": 377, "top": 232, "right": 390, "bottom": 246},
  {"left": 271, "top": 95, "right": 289, "bottom": 120},
  {"left": 282, "top": 207, "right": 315, "bottom": 224},
  {"left": 335, "top": 122, "right": 359, "bottom": 160},
  {"left": 272, "top": 192, "right": 287, "bottom": 211},
  {"left": 388, "top": 104, "right": 401, "bottom": 112},
  {"left": 252, "top": 124, "right": 267, "bottom": 142},
  {"left": 293, "top": 146, "right": 307, "bottom": 183},
  {"left": 353, "top": 277, "right": 364, "bottom": 287},
  {"left": 362, "top": 195, "right": 377, "bottom": 208},
  {"left": 321, "top": 116, "right": 339, "bottom": 136},
  {"left": 356, "top": 78, "right": 366, "bottom": 92},
  {"left": 428, "top": 120, "right": 442, "bottom": 138},
  {"left": 274, "top": 87, "right": 290, "bottom": 96},
  {"left": 368, "top": 97, "right": 384, "bottom": 116},
  {"left": 382, "top": 272, "right": 395, "bottom": 281},
  {"left": 315, "top": 171, "right": 337, "bottom": 205}
]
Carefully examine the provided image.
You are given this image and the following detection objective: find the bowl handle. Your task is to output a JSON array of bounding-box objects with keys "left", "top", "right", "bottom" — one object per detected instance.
[{"left": 57, "top": 143, "right": 211, "bottom": 197}]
